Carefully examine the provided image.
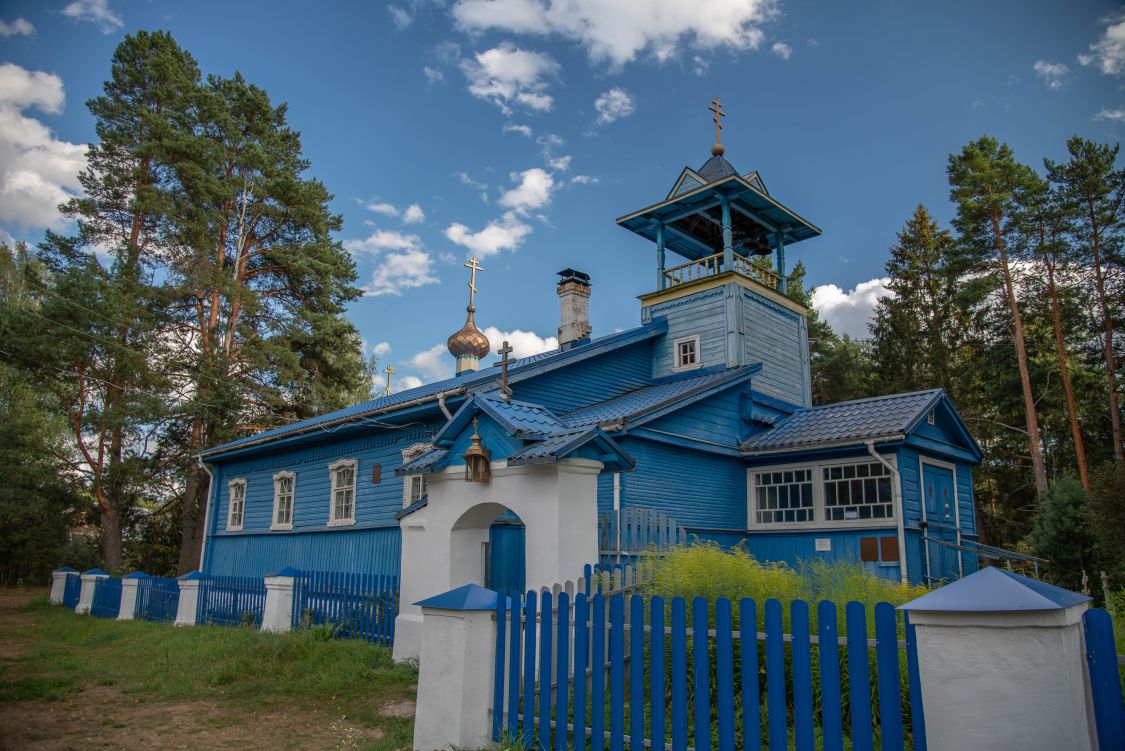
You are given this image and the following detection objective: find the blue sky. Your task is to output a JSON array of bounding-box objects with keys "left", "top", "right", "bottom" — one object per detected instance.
[{"left": 2, "top": 0, "right": 1123, "bottom": 391}]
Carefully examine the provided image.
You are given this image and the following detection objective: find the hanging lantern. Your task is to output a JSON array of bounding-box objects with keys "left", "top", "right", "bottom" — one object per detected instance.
[{"left": 463, "top": 417, "right": 492, "bottom": 483}]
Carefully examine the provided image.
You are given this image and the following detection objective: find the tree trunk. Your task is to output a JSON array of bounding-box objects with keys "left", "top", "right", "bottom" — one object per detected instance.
[
  {"left": 1045, "top": 257, "right": 1091, "bottom": 491},
  {"left": 176, "top": 415, "right": 208, "bottom": 574},
  {"left": 1090, "top": 226, "right": 1124, "bottom": 462},
  {"left": 100, "top": 503, "right": 123, "bottom": 569},
  {"left": 994, "top": 213, "right": 1048, "bottom": 494}
]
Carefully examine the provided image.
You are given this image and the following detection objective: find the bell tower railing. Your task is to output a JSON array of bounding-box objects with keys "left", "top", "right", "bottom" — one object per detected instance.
[{"left": 662, "top": 251, "right": 780, "bottom": 291}]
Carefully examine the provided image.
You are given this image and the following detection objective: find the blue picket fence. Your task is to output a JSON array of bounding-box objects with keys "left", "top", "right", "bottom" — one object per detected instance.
[
  {"left": 291, "top": 569, "right": 398, "bottom": 645},
  {"left": 197, "top": 575, "right": 266, "bottom": 627},
  {"left": 492, "top": 591, "right": 925, "bottom": 751},
  {"left": 90, "top": 577, "right": 122, "bottom": 619},
  {"left": 136, "top": 576, "right": 180, "bottom": 622},
  {"left": 1084, "top": 607, "right": 1125, "bottom": 750},
  {"left": 62, "top": 572, "right": 81, "bottom": 608}
]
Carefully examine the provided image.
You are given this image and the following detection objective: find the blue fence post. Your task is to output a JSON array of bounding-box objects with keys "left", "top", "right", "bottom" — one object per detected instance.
[
  {"left": 903, "top": 611, "right": 926, "bottom": 751},
  {"left": 522, "top": 591, "right": 538, "bottom": 748},
  {"left": 650, "top": 595, "right": 666, "bottom": 750},
  {"left": 739, "top": 598, "right": 761, "bottom": 751},
  {"left": 764, "top": 598, "right": 787, "bottom": 751},
  {"left": 609, "top": 594, "right": 625, "bottom": 751},
  {"left": 692, "top": 596, "right": 711, "bottom": 751},
  {"left": 845, "top": 601, "right": 874, "bottom": 751},
  {"left": 556, "top": 591, "right": 571, "bottom": 751},
  {"left": 670, "top": 597, "right": 688, "bottom": 751},
  {"left": 539, "top": 590, "right": 554, "bottom": 751},
  {"left": 817, "top": 601, "right": 844, "bottom": 751},
  {"left": 629, "top": 594, "right": 645, "bottom": 751},
  {"left": 574, "top": 593, "right": 589, "bottom": 751},
  {"left": 790, "top": 599, "right": 814, "bottom": 751},
  {"left": 874, "top": 602, "right": 905, "bottom": 751},
  {"left": 592, "top": 592, "right": 607, "bottom": 751},
  {"left": 493, "top": 591, "right": 507, "bottom": 742},
  {"left": 507, "top": 591, "right": 523, "bottom": 740},
  {"left": 715, "top": 598, "right": 735, "bottom": 751},
  {"left": 1084, "top": 608, "right": 1125, "bottom": 750}
]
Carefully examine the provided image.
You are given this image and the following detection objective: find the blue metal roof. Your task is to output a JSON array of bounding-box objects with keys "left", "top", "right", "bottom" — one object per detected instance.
[
  {"left": 201, "top": 320, "right": 666, "bottom": 459},
  {"left": 562, "top": 366, "right": 759, "bottom": 430},
  {"left": 744, "top": 389, "right": 945, "bottom": 453},
  {"left": 434, "top": 393, "right": 567, "bottom": 446},
  {"left": 507, "top": 428, "right": 635, "bottom": 472},
  {"left": 415, "top": 582, "right": 508, "bottom": 610},
  {"left": 900, "top": 567, "right": 1090, "bottom": 613},
  {"left": 395, "top": 448, "right": 450, "bottom": 476}
]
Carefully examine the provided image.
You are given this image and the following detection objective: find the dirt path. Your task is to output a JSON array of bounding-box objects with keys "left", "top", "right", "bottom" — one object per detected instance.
[{"left": 0, "top": 589, "right": 406, "bottom": 750}]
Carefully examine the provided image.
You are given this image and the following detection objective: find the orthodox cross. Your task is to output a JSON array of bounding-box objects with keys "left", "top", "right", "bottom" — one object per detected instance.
[
  {"left": 465, "top": 256, "right": 483, "bottom": 307},
  {"left": 497, "top": 340, "right": 513, "bottom": 401},
  {"left": 384, "top": 364, "right": 395, "bottom": 395},
  {"left": 709, "top": 97, "right": 725, "bottom": 144}
]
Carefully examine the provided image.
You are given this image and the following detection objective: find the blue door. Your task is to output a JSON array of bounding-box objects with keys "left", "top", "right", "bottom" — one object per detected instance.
[
  {"left": 487, "top": 516, "right": 525, "bottom": 596},
  {"left": 922, "top": 463, "right": 960, "bottom": 583}
]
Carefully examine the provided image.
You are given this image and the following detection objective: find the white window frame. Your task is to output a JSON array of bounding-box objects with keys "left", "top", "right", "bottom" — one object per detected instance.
[
  {"left": 226, "top": 478, "right": 247, "bottom": 532},
  {"left": 401, "top": 442, "right": 433, "bottom": 508},
  {"left": 747, "top": 456, "right": 899, "bottom": 531},
  {"left": 271, "top": 471, "right": 296, "bottom": 531},
  {"left": 672, "top": 335, "right": 702, "bottom": 372},
  {"left": 328, "top": 459, "right": 358, "bottom": 527}
]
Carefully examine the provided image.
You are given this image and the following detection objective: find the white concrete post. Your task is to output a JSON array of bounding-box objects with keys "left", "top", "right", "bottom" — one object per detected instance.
[
  {"left": 49, "top": 567, "right": 76, "bottom": 604},
  {"left": 75, "top": 568, "right": 108, "bottom": 615},
  {"left": 413, "top": 584, "right": 499, "bottom": 751},
  {"left": 175, "top": 571, "right": 205, "bottom": 626},
  {"left": 902, "top": 567, "right": 1097, "bottom": 751},
  {"left": 118, "top": 572, "right": 148, "bottom": 620},
  {"left": 262, "top": 567, "right": 298, "bottom": 633}
]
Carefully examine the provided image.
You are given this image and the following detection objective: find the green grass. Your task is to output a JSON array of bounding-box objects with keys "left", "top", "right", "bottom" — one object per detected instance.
[{"left": 2, "top": 595, "right": 418, "bottom": 747}]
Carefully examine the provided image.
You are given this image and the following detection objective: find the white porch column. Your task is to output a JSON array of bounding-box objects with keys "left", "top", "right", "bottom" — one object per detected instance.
[
  {"left": 49, "top": 567, "right": 76, "bottom": 604},
  {"left": 262, "top": 567, "right": 298, "bottom": 633},
  {"left": 118, "top": 572, "right": 148, "bottom": 620},
  {"left": 412, "top": 584, "right": 499, "bottom": 751},
  {"left": 175, "top": 571, "right": 205, "bottom": 626},
  {"left": 901, "top": 567, "right": 1097, "bottom": 751},
  {"left": 75, "top": 569, "right": 108, "bottom": 615}
]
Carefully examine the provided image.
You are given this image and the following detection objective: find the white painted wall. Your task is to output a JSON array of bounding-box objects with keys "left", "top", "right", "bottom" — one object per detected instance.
[
  {"left": 909, "top": 605, "right": 1097, "bottom": 751},
  {"left": 174, "top": 578, "right": 202, "bottom": 626},
  {"left": 118, "top": 578, "right": 140, "bottom": 620},
  {"left": 393, "top": 458, "right": 601, "bottom": 662},
  {"left": 75, "top": 572, "right": 106, "bottom": 615},
  {"left": 261, "top": 574, "right": 296, "bottom": 633}
]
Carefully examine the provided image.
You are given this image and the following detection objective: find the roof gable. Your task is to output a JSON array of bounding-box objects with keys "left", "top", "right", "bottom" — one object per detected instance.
[{"left": 667, "top": 167, "right": 706, "bottom": 199}]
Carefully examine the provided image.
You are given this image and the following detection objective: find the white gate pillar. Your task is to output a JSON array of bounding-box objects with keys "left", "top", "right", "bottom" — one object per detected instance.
[
  {"left": 118, "top": 571, "right": 149, "bottom": 620},
  {"left": 175, "top": 571, "right": 205, "bottom": 626},
  {"left": 49, "top": 567, "right": 77, "bottom": 604},
  {"left": 412, "top": 584, "right": 500, "bottom": 751},
  {"left": 262, "top": 567, "right": 299, "bottom": 633},
  {"left": 901, "top": 567, "right": 1096, "bottom": 751},
  {"left": 75, "top": 568, "right": 108, "bottom": 614}
]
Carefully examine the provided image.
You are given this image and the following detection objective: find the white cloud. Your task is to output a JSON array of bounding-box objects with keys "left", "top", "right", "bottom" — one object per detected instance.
[
  {"left": 1033, "top": 60, "right": 1069, "bottom": 89},
  {"left": 771, "top": 41, "right": 792, "bottom": 60},
  {"left": 423, "top": 66, "right": 445, "bottom": 84},
  {"left": 388, "top": 5, "right": 413, "bottom": 28},
  {"left": 547, "top": 154, "right": 571, "bottom": 171},
  {"left": 571, "top": 174, "right": 597, "bottom": 184},
  {"left": 402, "top": 203, "right": 425, "bottom": 224},
  {"left": 1080, "top": 13, "right": 1125, "bottom": 76},
  {"left": 593, "top": 87, "right": 635, "bottom": 125},
  {"left": 0, "top": 18, "right": 34, "bottom": 37},
  {"left": 444, "top": 211, "right": 533, "bottom": 256},
  {"left": 692, "top": 55, "right": 708, "bottom": 76},
  {"left": 1095, "top": 107, "right": 1125, "bottom": 122},
  {"left": 503, "top": 122, "right": 534, "bottom": 138},
  {"left": 366, "top": 201, "right": 399, "bottom": 217},
  {"left": 407, "top": 343, "right": 454, "bottom": 382},
  {"left": 811, "top": 277, "right": 892, "bottom": 339},
  {"left": 0, "top": 64, "right": 86, "bottom": 234},
  {"left": 364, "top": 248, "right": 440, "bottom": 296},
  {"left": 451, "top": 0, "right": 778, "bottom": 67},
  {"left": 456, "top": 171, "right": 490, "bottom": 203},
  {"left": 396, "top": 375, "right": 424, "bottom": 392},
  {"left": 480, "top": 326, "right": 558, "bottom": 358},
  {"left": 460, "top": 42, "right": 559, "bottom": 114},
  {"left": 344, "top": 228, "right": 420, "bottom": 255},
  {"left": 61, "top": 0, "right": 123, "bottom": 33},
  {"left": 373, "top": 341, "right": 392, "bottom": 357},
  {"left": 499, "top": 167, "right": 555, "bottom": 213}
]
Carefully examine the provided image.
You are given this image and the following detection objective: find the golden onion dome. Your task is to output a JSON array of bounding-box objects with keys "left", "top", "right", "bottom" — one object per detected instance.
[{"left": 447, "top": 305, "right": 491, "bottom": 359}]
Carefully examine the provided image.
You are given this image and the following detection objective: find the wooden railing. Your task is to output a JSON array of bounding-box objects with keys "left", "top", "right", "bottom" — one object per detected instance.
[{"left": 662, "top": 251, "right": 780, "bottom": 290}]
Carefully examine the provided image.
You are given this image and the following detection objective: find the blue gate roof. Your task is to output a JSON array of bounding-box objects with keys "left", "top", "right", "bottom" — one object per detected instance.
[{"left": 900, "top": 567, "right": 1090, "bottom": 612}]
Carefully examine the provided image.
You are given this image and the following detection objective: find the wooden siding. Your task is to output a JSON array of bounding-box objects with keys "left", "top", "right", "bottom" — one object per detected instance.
[
  {"left": 644, "top": 288, "right": 730, "bottom": 379},
  {"left": 742, "top": 288, "right": 810, "bottom": 406},
  {"left": 645, "top": 387, "right": 745, "bottom": 448},
  {"left": 444, "top": 414, "right": 523, "bottom": 464},
  {"left": 513, "top": 342, "right": 653, "bottom": 414},
  {"left": 743, "top": 528, "right": 903, "bottom": 583},
  {"left": 898, "top": 446, "right": 976, "bottom": 536},
  {"left": 206, "top": 526, "right": 400, "bottom": 578},
  {"left": 210, "top": 421, "right": 440, "bottom": 537},
  {"left": 617, "top": 437, "right": 746, "bottom": 530},
  {"left": 597, "top": 473, "right": 614, "bottom": 516}
]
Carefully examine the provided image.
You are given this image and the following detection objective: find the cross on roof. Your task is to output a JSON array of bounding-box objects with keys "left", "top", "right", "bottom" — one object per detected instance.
[
  {"left": 464, "top": 256, "right": 483, "bottom": 308},
  {"left": 709, "top": 97, "right": 725, "bottom": 144},
  {"left": 497, "top": 340, "right": 513, "bottom": 401},
  {"left": 383, "top": 364, "right": 395, "bottom": 395}
]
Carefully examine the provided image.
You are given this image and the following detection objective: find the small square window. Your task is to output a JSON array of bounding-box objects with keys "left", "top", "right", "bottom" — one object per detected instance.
[
  {"left": 926, "top": 411, "right": 936, "bottom": 425},
  {"left": 673, "top": 336, "right": 701, "bottom": 371}
]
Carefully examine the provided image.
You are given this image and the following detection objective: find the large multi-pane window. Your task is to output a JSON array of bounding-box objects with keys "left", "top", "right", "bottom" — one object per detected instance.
[
  {"left": 328, "top": 459, "right": 357, "bottom": 526},
  {"left": 823, "top": 462, "right": 893, "bottom": 520},
  {"left": 754, "top": 468, "right": 814, "bottom": 524},
  {"left": 227, "top": 479, "right": 246, "bottom": 531},
  {"left": 272, "top": 472, "right": 295, "bottom": 530}
]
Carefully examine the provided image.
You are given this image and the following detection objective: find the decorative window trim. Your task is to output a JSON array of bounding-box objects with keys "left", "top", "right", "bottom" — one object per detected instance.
[
  {"left": 672, "top": 335, "right": 702, "bottom": 372},
  {"left": 328, "top": 459, "right": 358, "bottom": 527},
  {"left": 403, "top": 474, "right": 428, "bottom": 508},
  {"left": 747, "top": 456, "right": 899, "bottom": 531},
  {"left": 226, "top": 478, "right": 247, "bottom": 532},
  {"left": 271, "top": 471, "right": 296, "bottom": 531}
]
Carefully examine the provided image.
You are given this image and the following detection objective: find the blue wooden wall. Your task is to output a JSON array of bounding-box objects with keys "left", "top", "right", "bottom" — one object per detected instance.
[
  {"left": 645, "top": 387, "right": 744, "bottom": 449},
  {"left": 206, "top": 526, "right": 401, "bottom": 578},
  {"left": 643, "top": 287, "right": 729, "bottom": 378},
  {"left": 513, "top": 341, "right": 652, "bottom": 414},
  {"left": 741, "top": 529, "right": 904, "bottom": 583},
  {"left": 741, "top": 288, "right": 811, "bottom": 407}
]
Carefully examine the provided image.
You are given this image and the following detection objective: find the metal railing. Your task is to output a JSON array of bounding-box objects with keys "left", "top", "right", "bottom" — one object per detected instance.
[{"left": 662, "top": 252, "right": 780, "bottom": 290}]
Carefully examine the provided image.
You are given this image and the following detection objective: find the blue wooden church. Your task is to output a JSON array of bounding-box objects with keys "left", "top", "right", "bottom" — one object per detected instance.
[{"left": 197, "top": 108, "right": 982, "bottom": 657}]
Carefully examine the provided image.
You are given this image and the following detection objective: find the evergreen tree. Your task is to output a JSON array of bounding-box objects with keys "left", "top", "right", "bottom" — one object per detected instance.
[
  {"left": 948, "top": 137, "right": 1049, "bottom": 495},
  {"left": 1029, "top": 476, "right": 1094, "bottom": 591}
]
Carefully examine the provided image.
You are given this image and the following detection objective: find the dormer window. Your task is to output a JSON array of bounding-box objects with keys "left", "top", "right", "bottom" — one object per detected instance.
[{"left": 673, "top": 335, "right": 701, "bottom": 372}]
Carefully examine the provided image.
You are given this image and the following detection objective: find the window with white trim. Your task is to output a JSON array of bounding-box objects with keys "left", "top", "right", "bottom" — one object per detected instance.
[
  {"left": 227, "top": 479, "right": 246, "bottom": 531},
  {"left": 405, "top": 475, "right": 427, "bottom": 507},
  {"left": 753, "top": 468, "right": 814, "bottom": 523},
  {"left": 673, "top": 335, "right": 700, "bottom": 371},
  {"left": 823, "top": 462, "right": 893, "bottom": 521},
  {"left": 272, "top": 471, "right": 295, "bottom": 530},
  {"left": 328, "top": 459, "right": 357, "bottom": 526}
]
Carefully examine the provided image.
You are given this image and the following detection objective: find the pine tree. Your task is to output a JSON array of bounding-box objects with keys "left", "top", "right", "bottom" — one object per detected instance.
[{"left": 1029, "top": 476, "right": 1094, "bottom": 591}]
